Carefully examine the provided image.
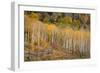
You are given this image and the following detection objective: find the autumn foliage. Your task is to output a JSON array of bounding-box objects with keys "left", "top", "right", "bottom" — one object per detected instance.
[{"left": 24, "top": 11, "right": 90, "bottom": 61}]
